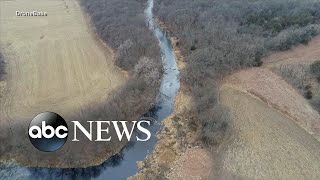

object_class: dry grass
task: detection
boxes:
[0,0,126,121]
[216,38,320,178]
[0,0,126,167]
[218,85,320,179]
[215,35,320,179]
[167,148,213,180]
[224,68,320,141]
[263,36,320,113]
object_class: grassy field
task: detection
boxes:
[0,0,126,167]
[219,85,320,179]
[264,36,320,113]
[224,68,320,141]
[216,39,320,178]
[0,0,125,121]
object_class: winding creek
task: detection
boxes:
[0,0,180,179]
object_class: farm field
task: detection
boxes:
[0,0,126,167]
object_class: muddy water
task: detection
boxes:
[0,0,180,179]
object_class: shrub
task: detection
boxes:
[310,96,320,113]
[311,61,320,82]
[276,64,310,91]
[0,52,5,80]
[304,90,313,99]
[200,104,231,146]
[134,57,162,87]
[244,1,320,34]
[267,25,319,51]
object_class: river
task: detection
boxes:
[0,0,180,179]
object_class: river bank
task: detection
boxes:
[130,9,215,179]
[0,0,179,178]
[0,0,164,170]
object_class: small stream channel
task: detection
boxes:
[0,0,180,179]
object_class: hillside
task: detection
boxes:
[219,85,320,179]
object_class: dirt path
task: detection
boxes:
[0,0,125,122]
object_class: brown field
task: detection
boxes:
[224,68,320,141]
[217,36,320,179]
[0,0,125,121]
[0,0,126,166]
[219,85,320,179]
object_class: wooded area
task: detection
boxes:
[154,0,320,145]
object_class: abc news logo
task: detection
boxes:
[28,112,152,152]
